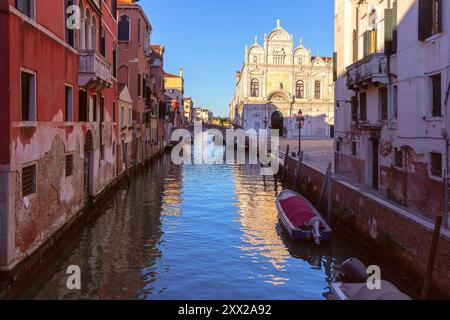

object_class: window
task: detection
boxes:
[138,74,141,96]
[111,0,117,19]
[128,108,132,126]
[394,148,403,168]
[121,106,125,127]
[431,73,442,117]
[253,56,258,63]
[113,45,117,78]
[100,27,106,57]
[16,0,34,19]
[314,81,321,99]
[352,142,357,156]
[118,15,130,41]
[65,154,73,177]
[93,95,97,121]
[100,145,105,160]
[250,79,259,97]
[138,19,141,44]
[296,81,304,99]
[65,0,75,47]
[393,86,398,119]
[359,92,367,121]
[22,164,36,197]
[78,90,88,122]
[100,96,105,122]
[21,70,36,121]
[336,140,341,152]
[351,96,358,122]
[419,0,442,40]
[65,85,73,122]
[363,29,377,57]
[352,29,358,62]
[430,152,442,178]
[112,101,116,123]
[379,87,388,121]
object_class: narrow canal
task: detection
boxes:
[16,147,365,300]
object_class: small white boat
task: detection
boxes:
[331,258,412,300]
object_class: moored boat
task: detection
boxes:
[276,190,332,245]
[330,258,412,300]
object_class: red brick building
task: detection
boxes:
[0,0,118,268]
[117,0,155,165]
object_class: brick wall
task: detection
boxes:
[283,155,450,296]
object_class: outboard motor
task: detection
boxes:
[308,217,322,245]
[339,258,369,283]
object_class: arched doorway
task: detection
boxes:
[84,131,94,200]
[271,111,284,137]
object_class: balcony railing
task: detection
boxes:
[78,50,112,91]
[346,53,389,90]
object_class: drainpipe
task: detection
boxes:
[444,81,450,228]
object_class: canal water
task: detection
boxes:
[16,147,364,300]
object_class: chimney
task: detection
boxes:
[179,68,183,78]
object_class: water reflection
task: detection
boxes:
[16,147,361,300]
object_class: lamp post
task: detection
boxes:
[296,110,305,157]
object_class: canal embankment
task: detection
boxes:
[280,152,450,299]
[0,149,168,299]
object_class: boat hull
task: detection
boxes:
[276,190,332,242]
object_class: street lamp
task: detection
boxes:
[296,110,305,156]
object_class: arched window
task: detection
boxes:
[296,80,304,99]
[250,79,259,97]
[315,81,321,99]
[91,15,97,51]
[118,15,130,41]
[253,56,258,63]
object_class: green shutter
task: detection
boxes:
[384,9,393,55]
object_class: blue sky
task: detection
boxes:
[142,0,334,117]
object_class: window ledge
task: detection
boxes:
[429,175,444,182]
[425,33,446,43]
[16,121,37,128]
[425,116,444,122]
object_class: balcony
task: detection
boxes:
[346,53,389,91]
[78,50,112,91]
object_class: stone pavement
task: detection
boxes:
[278,138,334,173]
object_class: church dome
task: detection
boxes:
[266,19,292,42]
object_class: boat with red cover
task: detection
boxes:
[276,190,332,245]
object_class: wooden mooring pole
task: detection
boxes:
[317,163,332,208]
[282,145,290,181]
[292,152,304,191]
[420,215,443,300]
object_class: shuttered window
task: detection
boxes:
[363,30,377,57]
[432,74,442,117]
[351,96,358,122]
[379,87,388,121]
[359,92,367,121]
[78,90,88,122]
[419,0,442,41]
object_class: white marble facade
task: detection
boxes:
[230,20,334,138]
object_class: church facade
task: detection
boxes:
[230,20,334,138]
